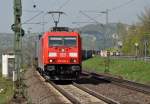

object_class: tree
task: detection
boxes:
[122,7,150,56]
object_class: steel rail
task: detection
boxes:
[49,81,81,104]
[83,71,150,95]
[73,82,120,104]
[36,71,74,104]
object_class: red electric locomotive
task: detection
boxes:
[37,27,82,80]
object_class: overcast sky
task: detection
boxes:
[0,0,150,33]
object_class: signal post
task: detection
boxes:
[11,0,25,99]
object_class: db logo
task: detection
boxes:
[60,53,66,57]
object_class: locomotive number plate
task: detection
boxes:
[58,60,68,63]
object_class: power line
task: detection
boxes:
[79,0,136,24]
[23,11,44,24]
[109,0,135,11]
[82,0,135,13]
[32,0,36,5]
[72,21,97,24]
[57,0,71,10]
[79,11,101,24]
[23,10,43,13]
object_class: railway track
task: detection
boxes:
[24,69,150,104]
[24,69,72,104]
[35,70,119,104]
[79,71,150,104]
[49,81,119,104]
[83,71,150,95]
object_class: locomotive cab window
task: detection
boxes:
[49,36,77,47]
[49,37,63,46]
[64,37,76,46]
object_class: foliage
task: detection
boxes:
[122,8,150,56]
[82,56,150,85]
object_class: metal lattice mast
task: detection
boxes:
[11,0,24,96]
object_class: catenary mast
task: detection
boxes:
[11,0,24,97]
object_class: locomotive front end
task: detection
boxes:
[44,31,82,80]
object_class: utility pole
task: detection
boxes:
[144,39,148,61]
[11,0,24,98]
[79,10,110,72]
[100,9,110,73]
[143,34,150,62]
[100,9,109,47]
[100,9,109,25]
[105,9,110,73]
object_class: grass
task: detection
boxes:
[0,73,13,104]
[82,56,150,85]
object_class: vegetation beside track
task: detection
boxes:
[82,56,150,85]
[0,72,13,104]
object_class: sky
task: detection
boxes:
[0,0,150,33]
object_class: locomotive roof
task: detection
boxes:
[50,27,70,32]
[43,31,80,37]
[40,27,80,39]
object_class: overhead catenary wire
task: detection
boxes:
[57,0,71,10]
[109,0,135,11]
[23,11,44,24]
[72,21,97,24]
[23,10,43,13]
[79,11,101,24]
[82,0,136,13]
[79,0,136,25]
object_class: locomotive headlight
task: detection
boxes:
[70,58,77,63]
[49,59,55,63]
[69,52,78,57]
[49,52,57,57]
[49,59,53,62]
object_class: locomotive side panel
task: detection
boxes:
[38,35,46,71]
